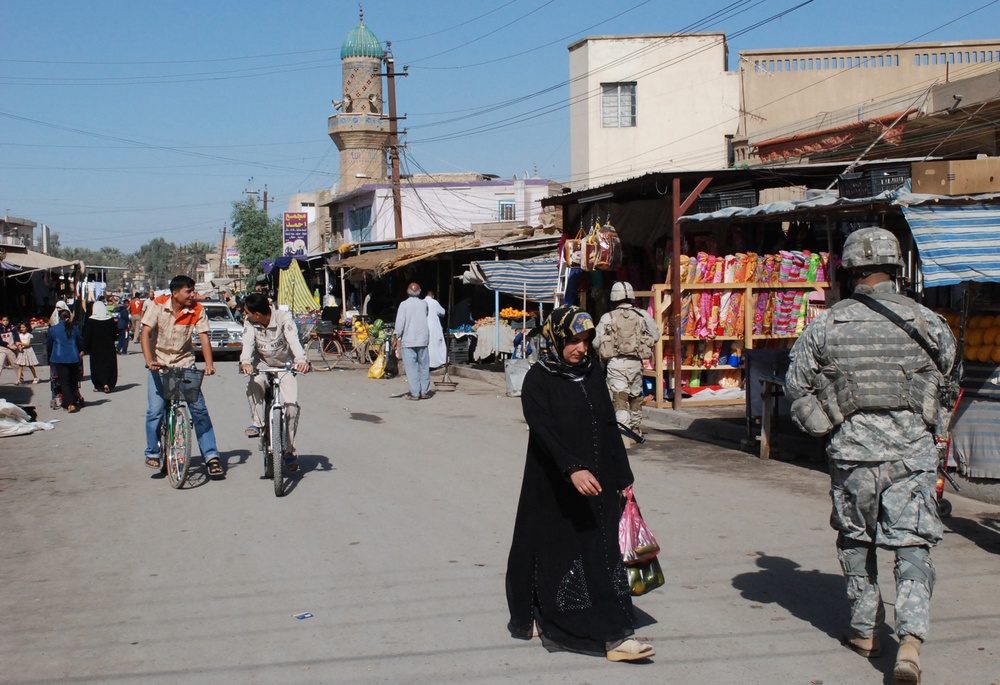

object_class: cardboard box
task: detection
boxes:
[911,158,1000,196]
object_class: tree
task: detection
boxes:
[231,196,282,284]
[136,238,177,290]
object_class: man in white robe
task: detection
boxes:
[425,291,447,368]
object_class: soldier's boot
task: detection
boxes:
[893,635,922,685]
[840,632,880,658]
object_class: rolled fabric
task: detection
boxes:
[708,290,721,336]
[682,342,696,366]
[793,291,808,334]
[681,293,695,336]
[718,290,733,335]
[696,290,712,338]
[710,256,724,283]
[763,292,777,334]
[679,255,690,284]
[779,251,794,282]
[816,252,829,282]
[806,251,820,282]
[724,254,737,284]
[753,291,768,335]
[733,292,745,337]
[789,251,806,281]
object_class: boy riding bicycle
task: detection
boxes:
[140,275,224,477]
[240,294,309,473]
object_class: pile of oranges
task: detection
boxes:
[948,312,1000,363]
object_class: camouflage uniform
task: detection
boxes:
[594,303,659,432]
[785,280,956,642]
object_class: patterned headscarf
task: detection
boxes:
[535,305,595,378]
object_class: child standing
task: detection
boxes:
[16,322,40,384]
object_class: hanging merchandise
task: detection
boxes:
[581,219,623,271]
[561,226,586,268]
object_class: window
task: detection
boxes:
[349,205,372,243]
[601,83,636,128]
[498,200,516,221]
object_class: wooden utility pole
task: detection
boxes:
[263,186,269,214]
[384,42,407,241]
[218,223,227,277]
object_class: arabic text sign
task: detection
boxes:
[283,212,309,256]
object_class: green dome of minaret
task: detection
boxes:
[341,10,383,60]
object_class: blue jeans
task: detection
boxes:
[401,346,430,397]
[145,369,220,461]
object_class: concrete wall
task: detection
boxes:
[335,178,552,244]
[741,40,1000,142]
[569,34,740,190]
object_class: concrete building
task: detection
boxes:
[568,35,1000,186]
[0,216,37,250]
[568,34,740,190]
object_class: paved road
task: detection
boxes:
[2,353,999,684]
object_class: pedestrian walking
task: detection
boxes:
[47,309,85,413]
[505,305,654,662]
[15,322,40,384]
[128,293,145,342]
[115,298,132,354]
[83,301,119,393]
[785,227,957,685]
[425,290,447,369]
[394,282,431,400]
[593,281,660,446]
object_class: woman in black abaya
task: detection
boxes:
[82,301,118,393]
[505,306,654,662]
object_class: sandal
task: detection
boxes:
[245,425,261,438]
[206,458,224,477]
[607,638,654,662]
[145,456,161,469]
[283,455,299,473]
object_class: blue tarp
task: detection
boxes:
[470,259,559,303]
[902,204,1000,287]
[261,255,310,275]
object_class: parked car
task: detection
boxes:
[191,300,243,360]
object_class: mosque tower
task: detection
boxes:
[329,10,389,194]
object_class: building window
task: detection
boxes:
[498,200,516,221]
[601,83,636,128]
[349,205,372,243]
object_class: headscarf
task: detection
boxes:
[534,305,595,379]
[89,302,112,321]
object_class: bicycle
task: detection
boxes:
[253,364,300,497]
[157,366,204,489]
[304,320,381,371]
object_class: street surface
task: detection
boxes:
[2,353,999,685]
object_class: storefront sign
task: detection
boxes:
[283,212,309,256]
[225,248,241,266]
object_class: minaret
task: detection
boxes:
[329,10,389,194]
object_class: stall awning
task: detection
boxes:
[2,250,77,272]
[469,259,559,303]
[902,203,1000,287]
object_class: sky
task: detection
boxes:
[3,0,999,252]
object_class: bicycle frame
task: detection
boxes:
[254,365,299,497]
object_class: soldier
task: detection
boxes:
[593,281,660,447]
[785,227,956,685]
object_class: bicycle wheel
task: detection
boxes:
[270,404,285,497]
[166,404,192,489]
[323,336,346,369]
[305,337,332,372]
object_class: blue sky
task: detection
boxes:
[2,0,999,251]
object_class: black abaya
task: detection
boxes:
[83,318,118,391]
[506,361,636,655]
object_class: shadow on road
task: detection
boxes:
[298,454,333,472]
[221,449,253,470]
[732,552,846,640]
[944,514,1000,555]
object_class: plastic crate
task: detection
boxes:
[838,165,910,198]
[448,337,471,364]
[695,189,758,213]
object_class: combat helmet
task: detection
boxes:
[610,281,635,302]
[841,227,903,271]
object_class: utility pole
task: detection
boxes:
[384,42,407,241]
[218,223,227,277]
[263,185,269,214]
[245,178,260,207]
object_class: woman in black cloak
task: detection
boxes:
[505,306,654,661]
[82,301,118,393]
